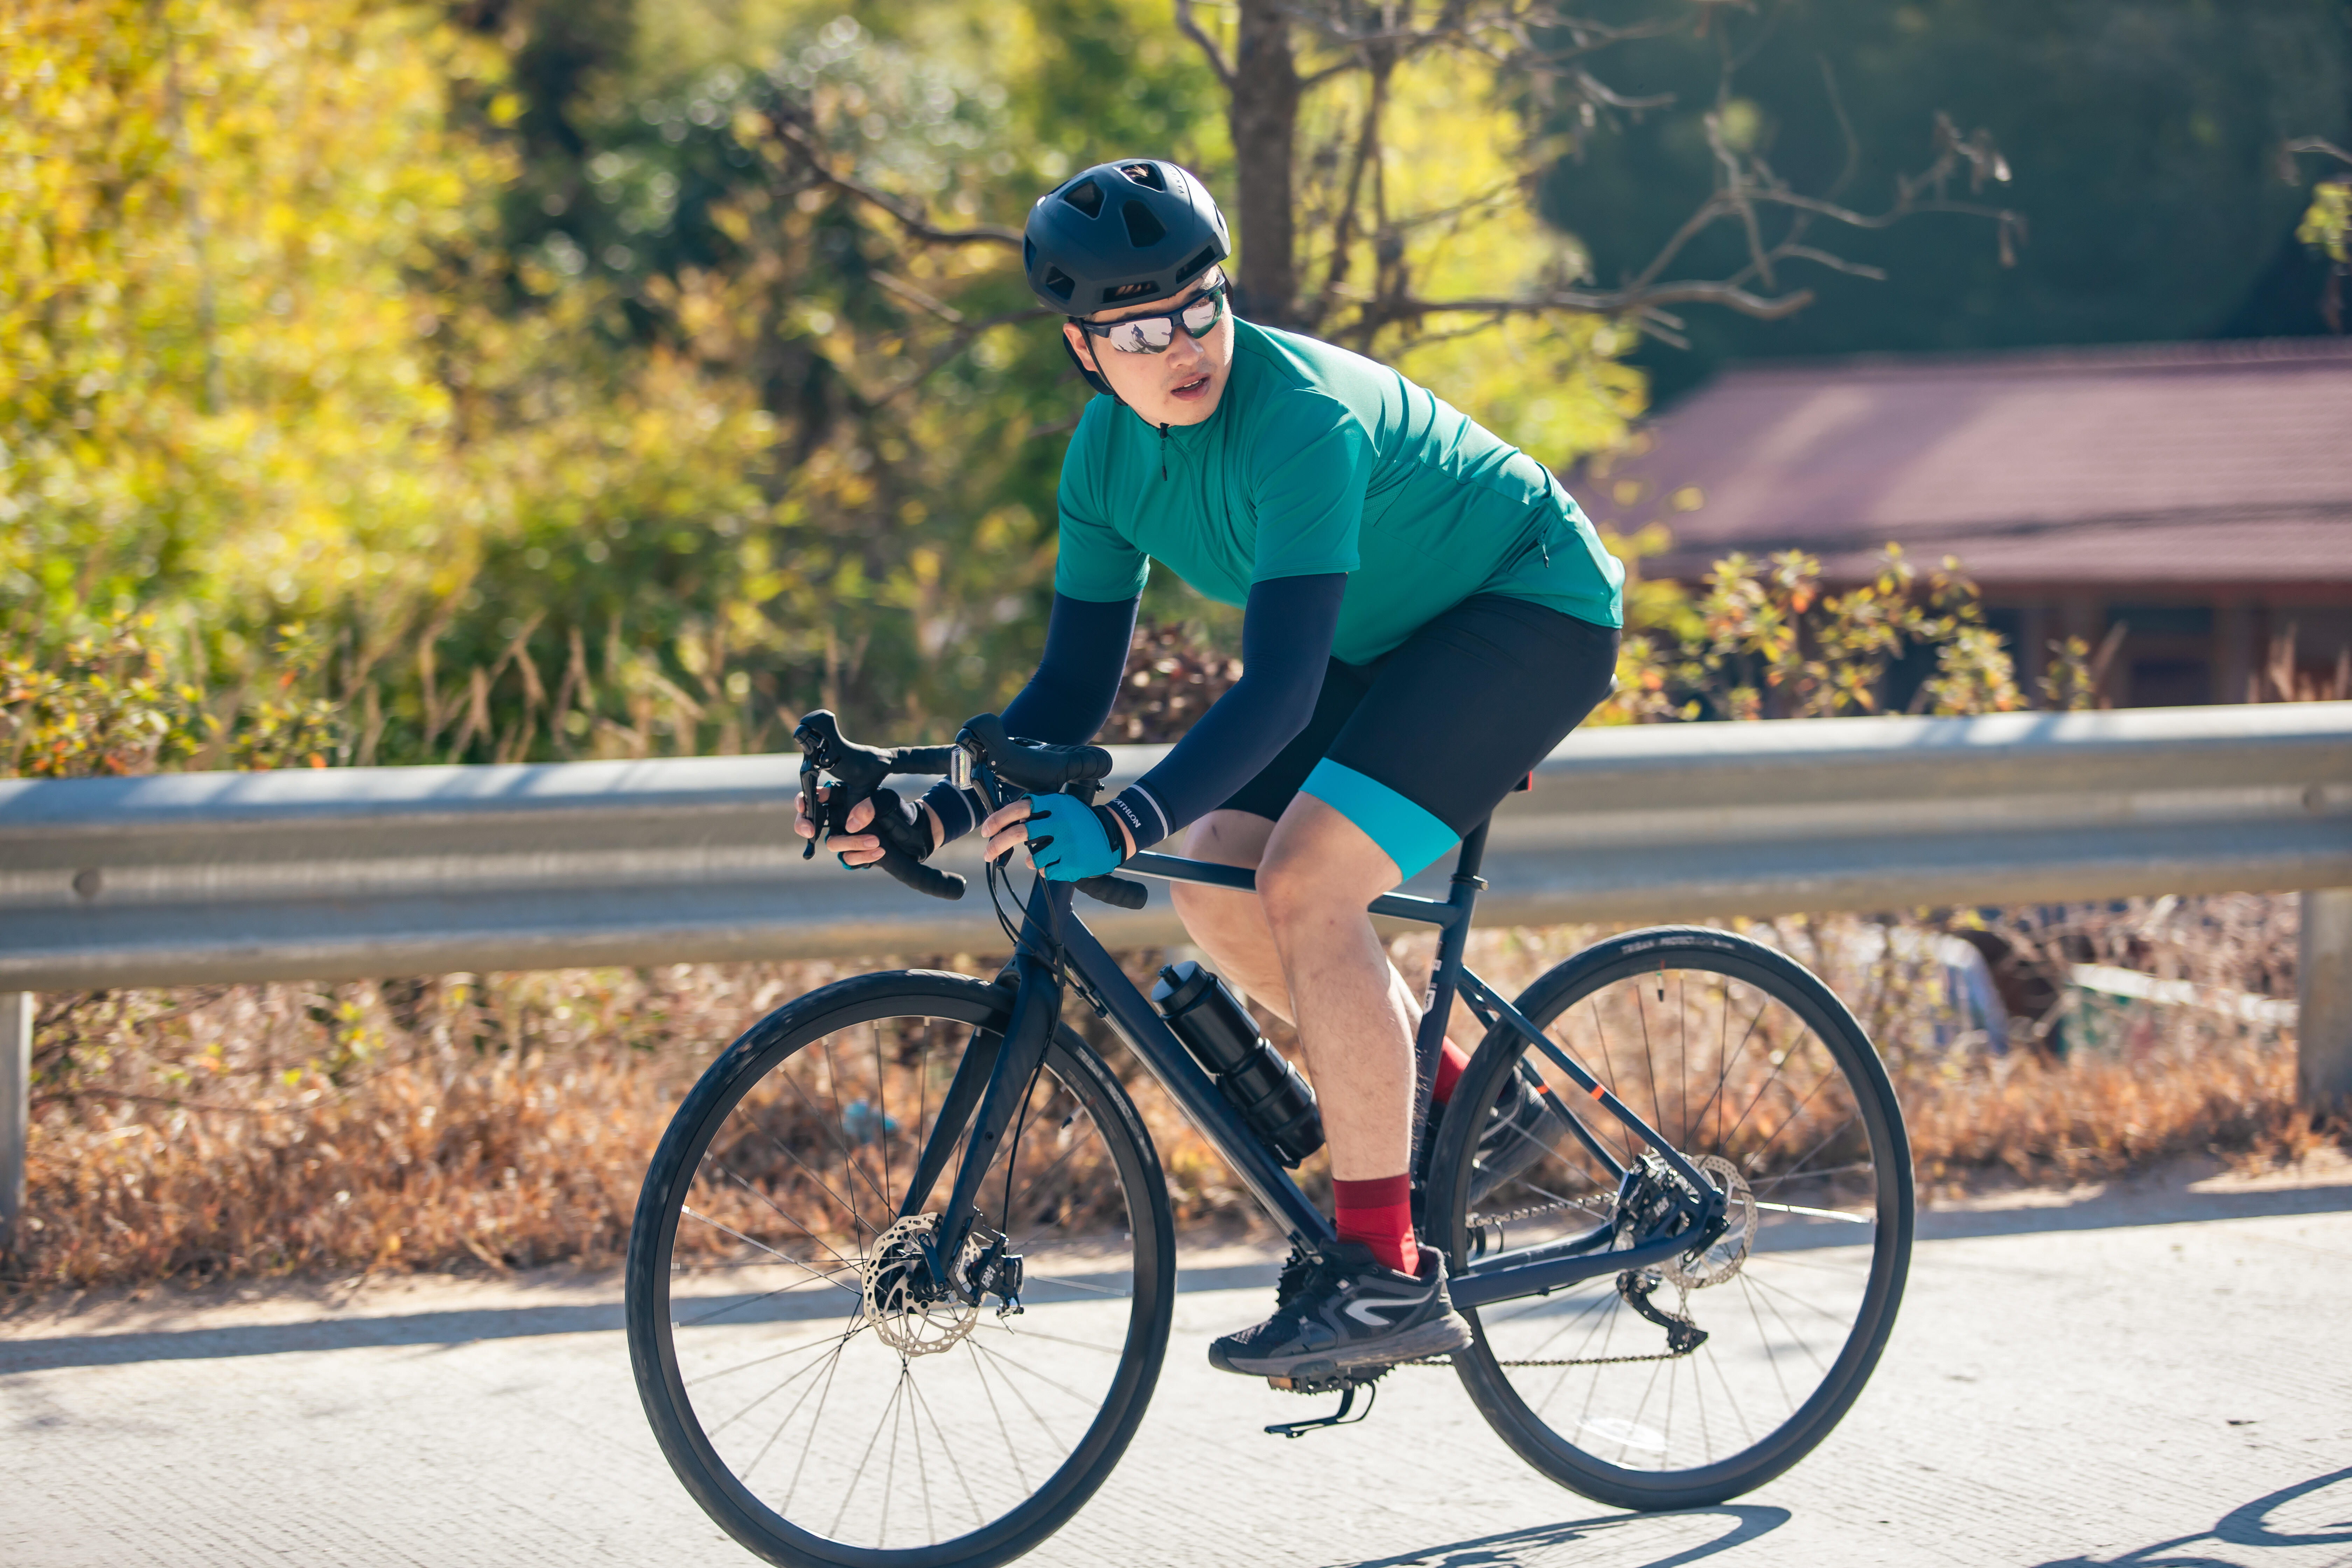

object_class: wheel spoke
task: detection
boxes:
[635,997,1163,1562]
[1442,937,1907,1497]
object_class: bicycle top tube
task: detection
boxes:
[1119,849,1469,929]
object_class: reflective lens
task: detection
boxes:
[1105,316,1178,354]
[1093,281,1225,354]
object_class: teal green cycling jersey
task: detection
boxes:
[1052,318,1624,664]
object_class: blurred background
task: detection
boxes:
[7,0,2348,776]
[5,1,2348,1289]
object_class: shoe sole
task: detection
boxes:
[1210,1312,1473,1379]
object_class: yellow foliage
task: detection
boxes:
[1292,46,1646,468]
[1,0,509,635]
[2298,178,2350,266]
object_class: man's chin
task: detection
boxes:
[1158,380,1225,424]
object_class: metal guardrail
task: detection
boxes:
[3,702,2350,1250]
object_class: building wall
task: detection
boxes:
[1977,585,2352,706]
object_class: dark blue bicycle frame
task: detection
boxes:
[932,816,1727,1314]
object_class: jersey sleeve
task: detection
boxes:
[1051,407,1153,602]
[1248,391,1369,583]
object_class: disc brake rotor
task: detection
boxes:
[862,1214,982,1357]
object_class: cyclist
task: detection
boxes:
[797,159,1622,1382]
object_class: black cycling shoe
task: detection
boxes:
[1208,1242,1471,1380]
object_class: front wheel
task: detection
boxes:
[626,969,1176,1568]
[1427,926,1913,1511]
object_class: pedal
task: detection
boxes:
[1262,1370,1383,1437]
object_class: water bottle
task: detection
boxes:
[1150,960,1324,1167]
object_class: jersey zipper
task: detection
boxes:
[1158,422,1170,480]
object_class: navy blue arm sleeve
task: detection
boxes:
[1099,573,1345,850]
[919,592,1138,841]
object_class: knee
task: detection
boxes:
[1254,850,1321,936]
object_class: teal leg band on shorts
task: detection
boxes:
[1298,758,1461,880]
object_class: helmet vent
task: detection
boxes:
[1118,161,1168,191]
[1122,200,1167,248]
[1105,279,1158,301]
[1179,244,1220,280]
[1058,179,1105,218]
[1041,265,1077,301]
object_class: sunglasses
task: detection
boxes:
[1072,278,1228,355]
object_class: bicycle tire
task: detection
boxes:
[626,969,1175,1568]
[1427,926,1913,1511]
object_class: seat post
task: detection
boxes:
[1452,817,1493,887]
[1409,816,1491,1183]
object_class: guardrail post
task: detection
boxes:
[2301,890,2352,1112]
[0,992,27,1257]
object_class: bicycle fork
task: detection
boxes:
[896,945,1063,1305]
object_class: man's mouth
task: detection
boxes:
[1170,372,1212,400]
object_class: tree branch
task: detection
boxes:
[863,306,1055,405]
[873,272,965,323]
[1175,0,1238,91]
[1379,279,1816,323]
[769,118,1022,249]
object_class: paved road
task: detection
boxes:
[5,1163,2350,1568]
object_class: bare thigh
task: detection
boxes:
[1166,809,1294,1020]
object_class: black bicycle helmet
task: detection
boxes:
[1024,159,1230,318]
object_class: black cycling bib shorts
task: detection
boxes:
[1218,593,1619,877]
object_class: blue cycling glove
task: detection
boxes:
[1022,792,1127,882]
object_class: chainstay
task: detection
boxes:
[1404,1345,1698,1370]
[1467,1192,1611,1227]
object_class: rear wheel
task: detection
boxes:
[1428,926,1912,1510]
[626,969,1175,1568]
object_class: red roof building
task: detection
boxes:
[1576,338,2352,705]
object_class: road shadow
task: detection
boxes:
[2027,1466,2352,1565]
[0,1261,1238,1374]
[1915,1179,2352,1244]
[1332,1505,1789,1568]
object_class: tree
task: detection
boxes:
[2282,136,2352,331]
[1170,1,2020,341]
[1529,1,2352,392]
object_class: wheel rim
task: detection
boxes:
[650,1004,1159,1561]
[1446,943,1908,1486]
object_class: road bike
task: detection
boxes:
[624,712,1914,1568]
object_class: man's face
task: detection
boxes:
[1062,270,1234,427]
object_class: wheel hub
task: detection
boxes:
[861,1214,981,1357]
[1662,1154,1756,1289]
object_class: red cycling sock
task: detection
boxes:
[1333,1174,1419,1278]
[1432,1037,1470,1106]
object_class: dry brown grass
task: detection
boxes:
[9,897,2338,1295]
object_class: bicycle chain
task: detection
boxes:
[1466,1192,1611,1227]
[1429,1191,1708,1370]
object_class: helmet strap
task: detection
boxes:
[1060,330,1119,402]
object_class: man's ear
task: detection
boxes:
[1061,322,1100,376]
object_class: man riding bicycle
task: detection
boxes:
[797,158,1622,1382]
